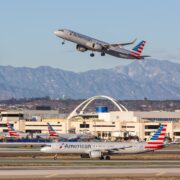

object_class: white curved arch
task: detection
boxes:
[80,95,126,114]
[67,95,128,120]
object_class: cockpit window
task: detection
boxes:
[58,29,64,32]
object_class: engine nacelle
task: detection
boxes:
[86,42,103,50]
[89,151,102,158]
[76,44,87,52]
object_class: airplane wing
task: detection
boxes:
[110,146,132,151]
[86,145,132,154]
[106,146,132,153]
[102,39,136,49]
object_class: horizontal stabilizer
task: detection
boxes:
[141,55,151,59]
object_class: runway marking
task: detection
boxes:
[156,171,166,176]
[0,167,180,178]
[45,173,59,178]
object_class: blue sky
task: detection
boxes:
[0,0,180,71]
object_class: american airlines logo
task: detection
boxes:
[63,144,91,149]
[59,143,64,149]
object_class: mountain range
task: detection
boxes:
[0,59,179,100]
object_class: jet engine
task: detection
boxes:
[76,44,87,52]
[86,42,103,50]
[89,151,102,158]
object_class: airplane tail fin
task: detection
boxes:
[7,121,15,132]
[7,121,19,136]
[132,41,146,56]
[47,123,59,137]
[145,124,167,149]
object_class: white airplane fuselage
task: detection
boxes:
[41,124,167,159]
[47,123,93,140]
[41,141,155,154]
[49,131,93,140]
[54,29,145,59]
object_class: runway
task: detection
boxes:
[1,158,180,163]
[0,147,180,178]
[0,148,180,155]
[0,166,180,179]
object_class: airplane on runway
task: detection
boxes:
[41,124,167,160]
[6,121,48,139]
[47,123,59,137]
[7,121,28,138]
[54,28,150,60]
[47,123,93,140]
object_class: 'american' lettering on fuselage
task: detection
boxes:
[63,144,92,149]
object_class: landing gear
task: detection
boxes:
[101,52,105,56]
[99,156,104,160]
[99,155,111,160]
[90,53,95,57]
[62,40,65,45]
[53,154,58,160]
[105,155,111,160]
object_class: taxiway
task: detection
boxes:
[0,166,180,179]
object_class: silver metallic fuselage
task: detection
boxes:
[54,29,136,59]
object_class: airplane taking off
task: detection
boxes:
[54,28,150,59]
[41,124,167,160]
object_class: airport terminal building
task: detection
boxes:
[0,96,180,141]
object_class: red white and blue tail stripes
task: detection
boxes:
[7,121,19,136]
[145,124,167,149]
[130,41,146,59]
[47,123,59,137]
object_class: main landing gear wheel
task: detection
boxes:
[99,155,110,160]
[101,52,105,56]
[53,154,58,160]
[90,53,95,57]
[99,156,104,160]
[62,40,65,45]
[105,155,111,160]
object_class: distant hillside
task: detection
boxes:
[0,59,180,100]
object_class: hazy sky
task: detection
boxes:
[1,0,180,71]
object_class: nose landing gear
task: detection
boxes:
[90,53,95,57]
[53,154,58,160]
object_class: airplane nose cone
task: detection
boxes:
[54,31,59,36]
[40,147,46,153]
